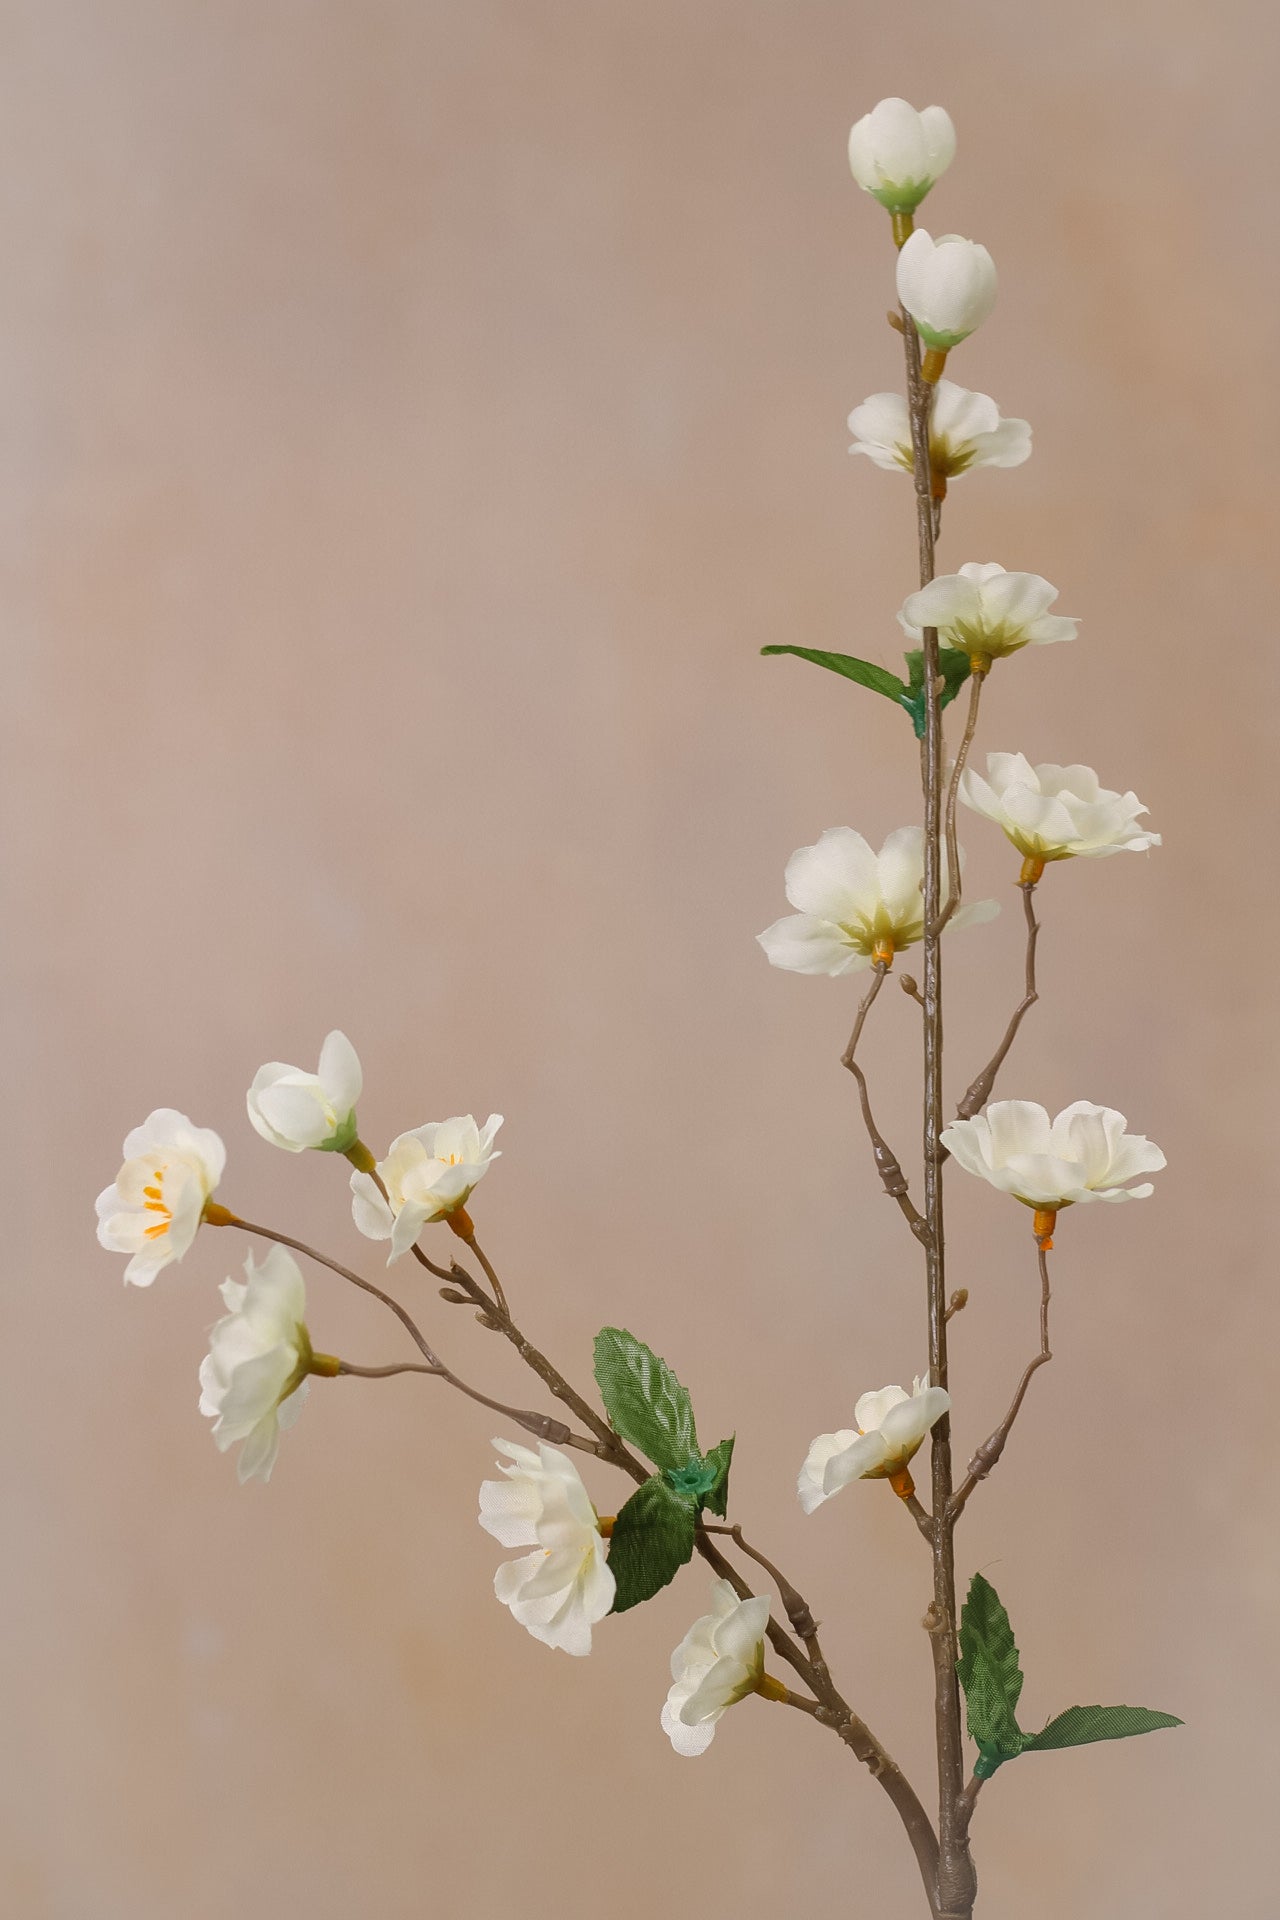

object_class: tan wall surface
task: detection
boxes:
[4,4,1277,1916]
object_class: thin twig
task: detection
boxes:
[949,1240,1053,1520]
[955,881,1041,1119]
[901,1490,936,1542]
[700,1521,830,1671]
[767,1686,824,1719]
[222,1214,597,1453]
[931,670,986,936]
[841,962,931,1245]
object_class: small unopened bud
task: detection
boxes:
[439,1286,470,1304]
[900,974,918,997]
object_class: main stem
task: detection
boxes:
[901,311,976,1920]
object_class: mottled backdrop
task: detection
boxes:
[3,3,1276,1916]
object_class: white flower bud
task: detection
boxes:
[199,1247,313,1483]
[896,229,997,351]
[247,1029,363,1153]
[848,98,956,213]
[661,1581,771,1756]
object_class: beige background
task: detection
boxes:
[4,3,1277,1916]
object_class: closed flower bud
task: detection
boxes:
[896,229,997,351]
[758,825,996,978]
[940,1100,1166,1212]
[847,98,956,214]
[247,1029,363,1154]
[198,1247,313,1483]
[479,1439,614,1656]
[799,1378,949,1513]
[96,1109,226,1286]
[960,754,1160,863]
[661,1581,772,1756]
[899,562,1077,667]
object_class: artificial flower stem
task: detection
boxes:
[932,669,987,936]
[891,209,915,249]
[447,1207,475,1240]
[308,1351,343,1378]
[1032,1208,1057,1252]
[950,1243,1054,1520]
[1019,854,1046,886]
[755,1671,794,1704]
[921,346,948,384]
[202,1200,238,1228]
[954,882,1042,1120]
[889,1466,917,1500]
[841,963,929,1245]
[344,1139,378,1176]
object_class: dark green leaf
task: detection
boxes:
[593,1328,698,1471]
[761,645,907,705]
[607,1476,697,1612]
[1022,1705,1183,1753]
[900,647,973,739]
[698,1436,736,1519]
[957,1574,1026,1769]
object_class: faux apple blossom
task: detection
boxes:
[246,1029,363,1153]
[847,97,955,214]
[96,1109,226,1286]
[478,1439,615,1657]
[758,825,997,977]
[350,1113,503,1260]
[798,1378,950,1514]
[896,230,997,351]
[959,754,1160,865]
[940,1101,1166,1211]
[661,1580,772,1757]
[198,1246,314,1483]
[848,380,1031,487]
[900,562,1077,667]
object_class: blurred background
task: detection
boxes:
[4,3,1276,1915]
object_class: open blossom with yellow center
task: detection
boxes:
[350,1113,503,1261]
[959,753,1160,869]
[757,825,996,977]
[848,380,1031,493]
[95,1109,226,1286]
[798,1378,950,1513]
[478,1439,615,1656]
[900,562,1077,667]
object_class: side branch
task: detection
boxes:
[955,880,1040,1119]
[949,1240,1053,1519]
[931,668,986,936]
[841,962,930,1245]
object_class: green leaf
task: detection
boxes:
[698,1435,736,1519]
[957,1574,1026,1772]
[607,1475,697,1612]
[1021,1705,1183,1753]
[760,645,908,705]
[900,647,973,739]
[593,1328,698,1471]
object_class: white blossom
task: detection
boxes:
[799,1379,950,1514]
[896,230,997,350]
[479,1439,615,1656]
[848,381,1030,485]
[96,1109,226,1286]
[847,98,956,213]
[758,825,996,977]
[959,754,1160,864]
[661,1580,771,1757]
[900,562,1077,666]
[247,1029,363,1153]
[198,1246,313,1483]
[350,1113,503,1261]
[940,1100,1166,1211]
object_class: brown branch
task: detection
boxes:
[955,881,1041,1119]
[902,302,976,1920]
[901,1490,936,1542]
[700,1521,829,1667]
[931,669,986,936]
[841,962,931,1246]
[949,1240,1053,1520]
[220,1214,595,1454]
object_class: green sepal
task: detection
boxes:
[761,645,908,705]
[606,1475,697,1612]
[900,647,973,739]
[1021,1705,1183,1753]
[312,1110,361,1155]
[593,1328,698,1472]
[957,1574,1026,1765]
[698,1435,736,1518]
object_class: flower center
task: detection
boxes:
[142,1168,173,1240]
